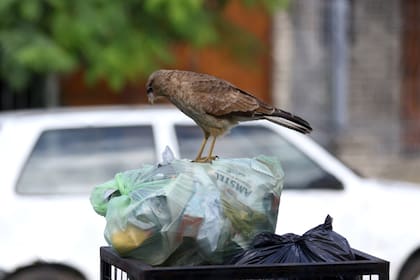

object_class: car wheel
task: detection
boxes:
[399,256,420,280]
[3,262,86,280]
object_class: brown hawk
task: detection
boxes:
[146,69,312,162]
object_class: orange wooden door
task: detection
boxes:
[401,0,420,152]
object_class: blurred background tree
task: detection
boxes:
[0,0,286,95]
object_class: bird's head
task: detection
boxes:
[146,69,171,104]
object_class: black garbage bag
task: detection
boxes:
[229,216,357,279]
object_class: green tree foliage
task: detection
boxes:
[0,0,286,90]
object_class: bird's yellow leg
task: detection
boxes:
[203,136,218,163]
[193,134,209,162]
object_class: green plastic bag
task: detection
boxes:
[90,155,284,266]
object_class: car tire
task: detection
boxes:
[399,255,420,280]
[3,262,86,280]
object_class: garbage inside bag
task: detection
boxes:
[90,155,283,266]
[229,215,355,265]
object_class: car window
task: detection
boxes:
[16,126,156,194]
[175,125,343,190]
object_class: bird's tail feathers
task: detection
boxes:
[264,109,312,134]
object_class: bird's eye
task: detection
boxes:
[147,86,153,94]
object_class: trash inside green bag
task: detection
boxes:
[90,155,284,266]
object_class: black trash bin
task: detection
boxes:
[100,246,389,280]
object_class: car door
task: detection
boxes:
[174,124,350,235]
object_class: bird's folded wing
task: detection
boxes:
[190,79,271,117]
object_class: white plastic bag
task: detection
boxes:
[90,155,284,265]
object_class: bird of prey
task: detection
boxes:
[146,69,312,163]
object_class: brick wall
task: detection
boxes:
[338,0,403,177]
[274,0,420,182]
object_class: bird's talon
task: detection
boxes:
[192,155,218,163]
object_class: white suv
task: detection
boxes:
[0,106,420,280]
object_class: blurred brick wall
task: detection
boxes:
[338,0,420,182]
[61,0,272,106]
[285,0,420,183]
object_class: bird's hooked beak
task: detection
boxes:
[147,86,155,104]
